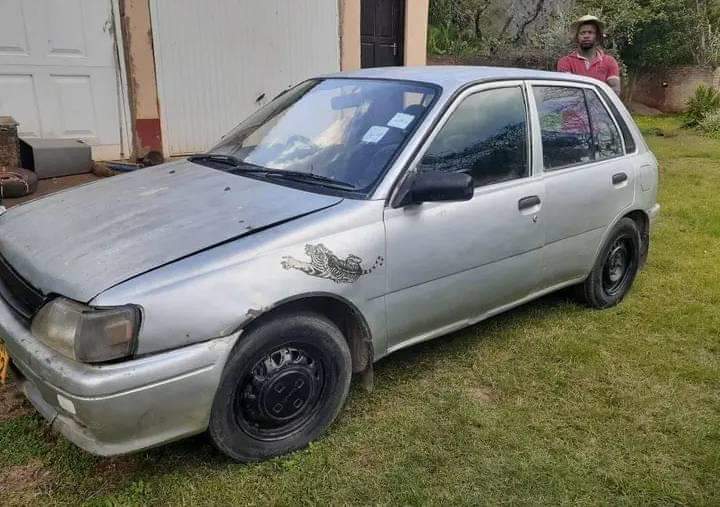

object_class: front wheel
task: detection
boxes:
[209,311,352,462]
[577,217,641,309]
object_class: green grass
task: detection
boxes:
[2,119,720,505]
[634,115,685,138]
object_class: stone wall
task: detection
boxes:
[628,66,720,113]
[0,117,19,171]
[429,51,551,71]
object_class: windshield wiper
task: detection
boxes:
[190,155,357,191]
[188,154,243,167]
[262,171,358,191]
[229,166,357,191]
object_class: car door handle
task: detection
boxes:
[612,172,628,185]
[518,195,541,211]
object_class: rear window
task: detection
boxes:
[533,86,594,170]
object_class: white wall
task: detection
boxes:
[151,0,340,155]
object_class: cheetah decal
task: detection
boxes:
[281,244,384,284]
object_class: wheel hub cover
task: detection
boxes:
[259,368,314,422]
[608,250,626,282]
[603,238,632,295]
[238,346,324,436]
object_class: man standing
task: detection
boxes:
[557,15,621,95]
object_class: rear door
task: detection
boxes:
[528,81,634,286]
[383,82,545,351]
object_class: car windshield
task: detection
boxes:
[207,78,438,193]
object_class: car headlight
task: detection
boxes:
[31,297,141,363]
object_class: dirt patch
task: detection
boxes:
[93,455,140,483]
[0,379,32,422]
[0,459,53,504]
[467,386,499,404]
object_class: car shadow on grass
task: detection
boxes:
[371,288,578,382]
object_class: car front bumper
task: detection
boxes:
[0,297,238,456]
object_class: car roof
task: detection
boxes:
[323,65,602,93]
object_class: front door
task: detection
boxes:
[384,84,545,351]
[0,0,123,160]
[361,0,404,68]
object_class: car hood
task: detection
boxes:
[0,161,342,302]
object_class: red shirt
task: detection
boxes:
[557,50,619,84]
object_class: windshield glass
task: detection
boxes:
[209,79,438,192]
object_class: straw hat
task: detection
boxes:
[572,15,605,38]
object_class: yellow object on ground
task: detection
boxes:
[0,340,10,384]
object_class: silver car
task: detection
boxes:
[0,67,659,462]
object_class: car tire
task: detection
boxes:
[208,311,352,462]
[577,217,641,309]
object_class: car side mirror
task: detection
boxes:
[403,171,474,205]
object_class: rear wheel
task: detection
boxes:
[209,311,351,462]
[577,217,641,309]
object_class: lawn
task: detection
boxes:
[2,117,719,505]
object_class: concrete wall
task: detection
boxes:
[340,0,362,70]
[119,0,162,158]
[629,66,720,113]
[405,0,429,66]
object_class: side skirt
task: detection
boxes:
[383,276,586,357]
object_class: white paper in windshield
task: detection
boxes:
[387,112,415,130]
[362,126,389,143]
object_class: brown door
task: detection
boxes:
[361,0,404,68]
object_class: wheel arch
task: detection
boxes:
[624,209,650,266]
[590,208,649,272]
[236,292,373,376]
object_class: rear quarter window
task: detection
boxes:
[584,89,623,160]
[597,88,637,153]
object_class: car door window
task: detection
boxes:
[584,89,623,160]
[533,86,594,170]
[418,87,529,187]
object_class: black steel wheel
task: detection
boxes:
[209,311,351,462]
[235,345,326,441]
[602,237,634,296]
[577,217,641,309]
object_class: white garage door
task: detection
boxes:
[0,0,124,160]
[151,0,341,156]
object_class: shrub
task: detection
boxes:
[698,110,720,139]
[427,23,473,56]
[685,84,720,127]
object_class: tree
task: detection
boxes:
[427,0,720,70]
[579,0,720,68]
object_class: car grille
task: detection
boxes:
[0,254,45,321]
